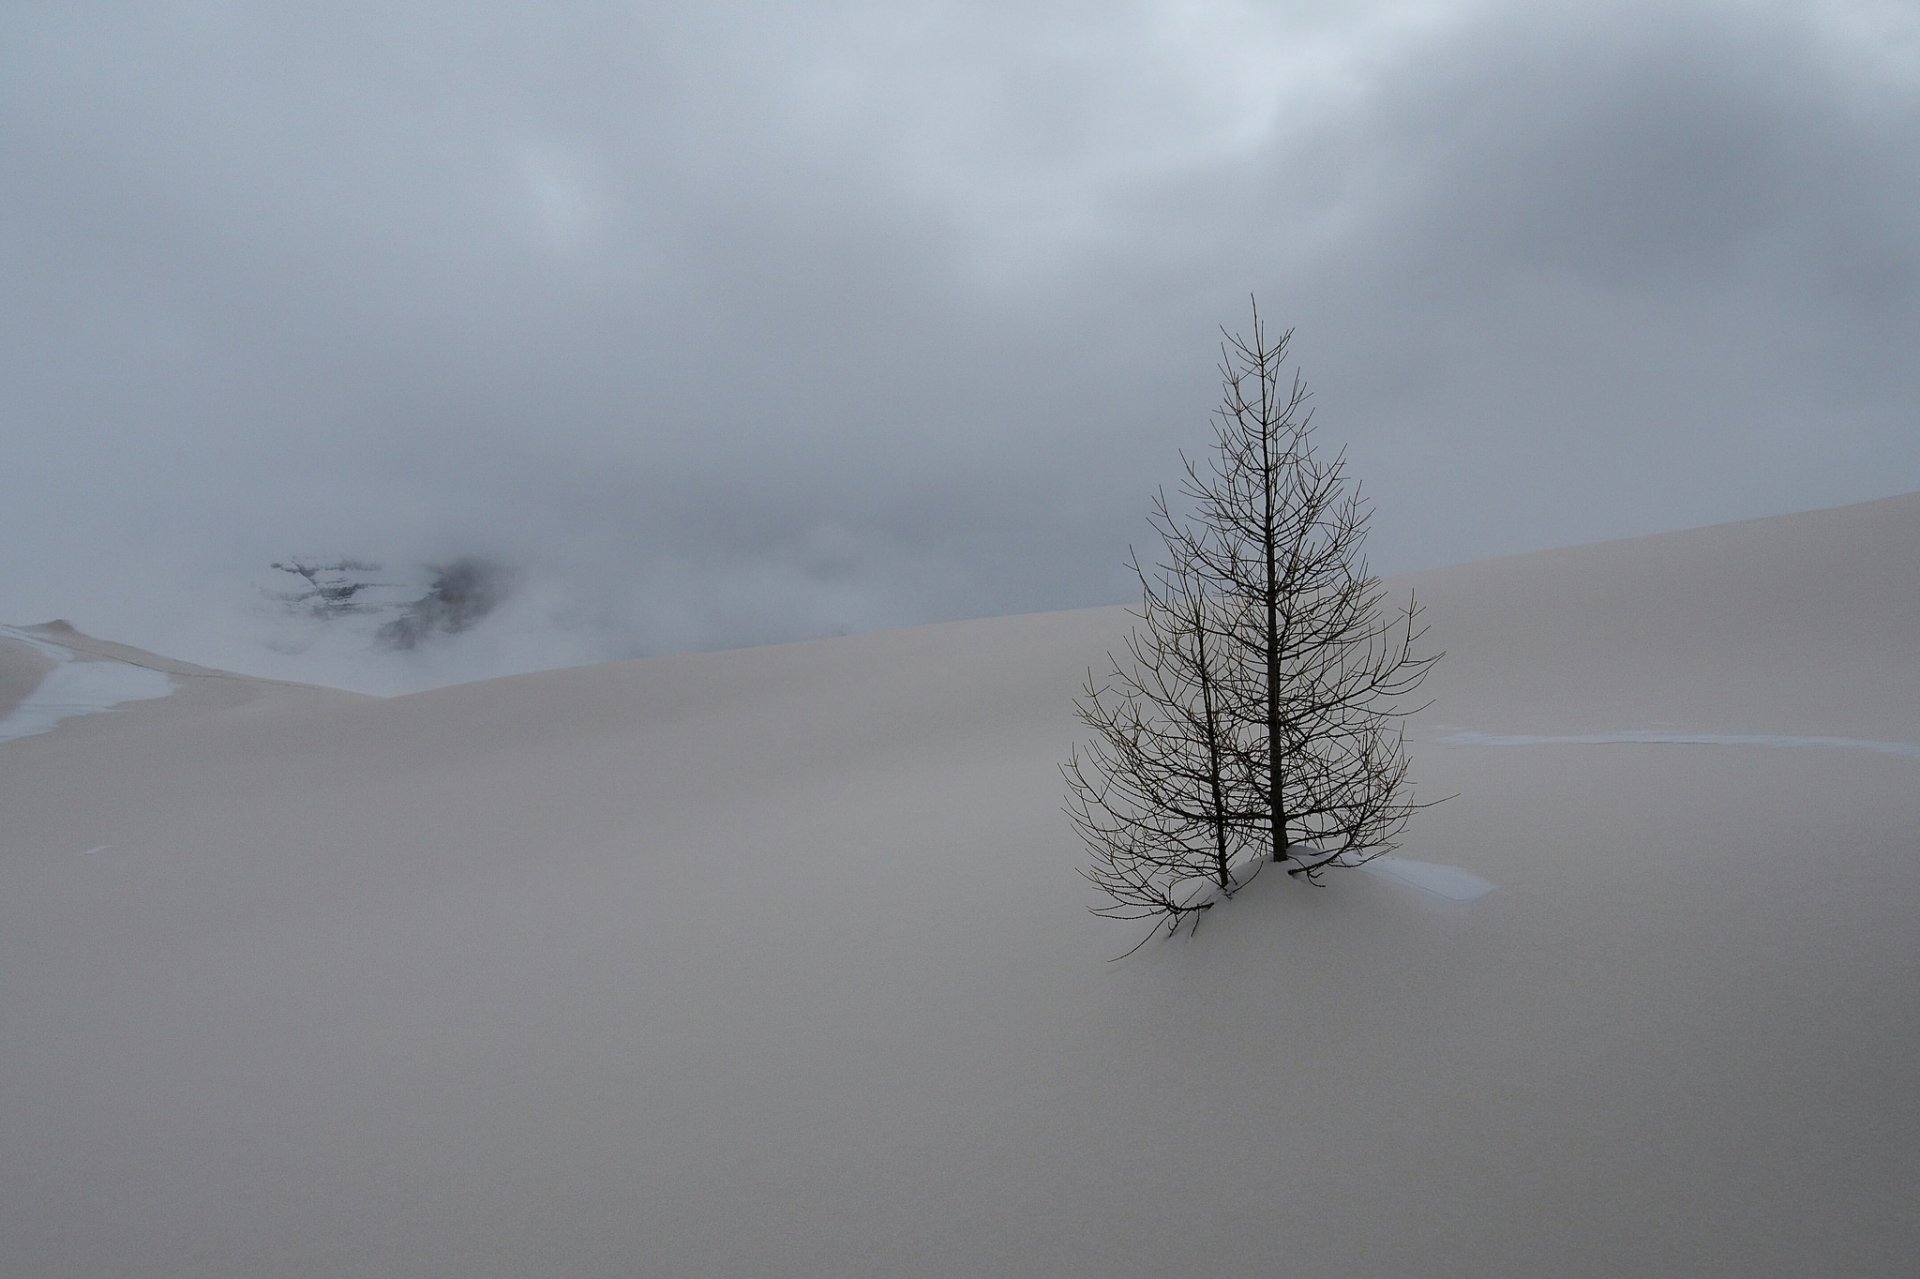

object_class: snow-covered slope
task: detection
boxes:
[1,619,362,744]
[3,495,1916,1277]
[1,624,178,742]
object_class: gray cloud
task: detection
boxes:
[3,0,1916,689]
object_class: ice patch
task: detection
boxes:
[1443,730,1920,760]
[0,626,175,743]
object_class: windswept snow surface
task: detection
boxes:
[1444,729,1920,759]
[0,625,174,743]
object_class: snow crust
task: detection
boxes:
[0,625,175,743]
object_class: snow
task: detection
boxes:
[1168,844,1273,909]
[1361,855,1498,901]
[1177,847,1497,907]
[2,493,1918,1277]
[0,625,174,743]
[1169,872,1220,908]
[1273,845,1497,903]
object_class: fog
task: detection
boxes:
[4,0,1915,691]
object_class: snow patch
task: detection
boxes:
[1443,729,1920,760]
[0,626,176,743]
[1361,856,1497,902]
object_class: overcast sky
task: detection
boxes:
[4,0,1916,689]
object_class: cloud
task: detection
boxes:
[2,0,1915,689]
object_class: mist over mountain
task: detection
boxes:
[228,540,895,694]
[260,556,517,653]
[188,520,981,695]
[249,555,556,692]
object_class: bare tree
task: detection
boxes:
[1067,302,1441,939]
[1063,541,1252,935]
